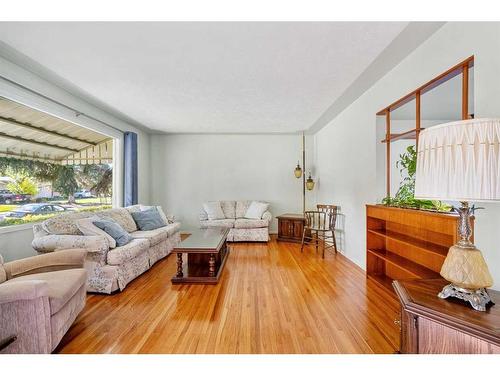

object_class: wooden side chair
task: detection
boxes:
[300,204,338,258]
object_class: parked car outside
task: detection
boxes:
[0,189,31,204]
[6,203,69,218]
[74,190,94,199]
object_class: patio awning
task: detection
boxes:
[0,97,113,165]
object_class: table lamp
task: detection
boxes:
[415,118,499,311]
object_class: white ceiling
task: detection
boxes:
[0,22,408,133]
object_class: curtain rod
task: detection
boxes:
[0,74,124,134]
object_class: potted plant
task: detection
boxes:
[381,145,451,212]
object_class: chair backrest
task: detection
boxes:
[304,211,330,230]
[316,204,338,230]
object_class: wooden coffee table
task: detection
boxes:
[171,228,230,284]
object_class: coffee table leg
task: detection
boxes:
[176,253,183,277]
[208,253,216,277]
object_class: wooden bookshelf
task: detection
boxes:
[366,204,472,292]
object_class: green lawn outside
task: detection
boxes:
[52,197,112,205]
[0,205,16,213]
[0,204,112,227]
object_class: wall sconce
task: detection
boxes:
[306,172,315,191]
[294,162,303,178]
[293,132,316,213]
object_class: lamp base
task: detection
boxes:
[438,284,493,312]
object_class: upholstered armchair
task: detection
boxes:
[0,249,87,354]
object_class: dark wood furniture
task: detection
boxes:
[300,205,338,258]
[171,228,229,284]
[366,204,469,291]
[277,213,310,243]
[393,279,500,354]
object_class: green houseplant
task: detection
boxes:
[382,145,451,212]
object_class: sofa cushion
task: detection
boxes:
[165,222,181,236]
[130,227,170,246]
[42,211,94,235]
[127,205,170,224]
[234,218,270,229]
[96,208,138,233]
[235,201,252,218]
[200,219,235,229]
[131,208,166,231]
[244,201,270,219]
[76,216,117,249]
[93,219,133,247]
[7,268,87,314]
[203,202,225,220]
[220,201,236,219]
[106,238,150,265]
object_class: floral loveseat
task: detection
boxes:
[31,205,181,294]
[199,200,271,242]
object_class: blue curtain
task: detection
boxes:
[123,132,138,207]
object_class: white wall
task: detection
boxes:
[150,134,316,232]
[315,22,500,288]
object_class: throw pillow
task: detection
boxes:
[76,216,117,249]
[131,207,166,231]
[93,219,133,247]
[203,202,225,220]
[244,201,269,219]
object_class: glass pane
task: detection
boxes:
[389,96,416,198]
[421,70,463,127]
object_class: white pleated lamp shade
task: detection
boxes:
[415,118,500,202]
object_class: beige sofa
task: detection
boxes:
[31,206,181,294]
[199,200,271,242]
[0,250,87,353]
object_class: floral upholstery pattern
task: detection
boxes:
[96,208,137,233]
[234,218,269,229]
[220,201,236,219]
[42,211,94,235]
[106,239,150,265]
[235,200,252,218]
[148,232,180,266]
[200,219,235,229]
[227,227,269,242]
[32,206,182,294]
[200,200,271,242]
[32,234,109,254]
[130,227,170,246]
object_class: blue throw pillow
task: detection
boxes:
[131,207,166,231]
[93,219,133,247]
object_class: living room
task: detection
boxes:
[2,1,500,373]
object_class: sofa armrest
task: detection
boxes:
[0,280,48,304]
[3,249,87,280]
[0,280,52,354]
[262,211,272,223]
[32,235,108,254]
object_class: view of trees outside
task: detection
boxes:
[0,157,112,227]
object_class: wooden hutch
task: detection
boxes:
[366,204,472,291]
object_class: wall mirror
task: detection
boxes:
[377,56,474,200]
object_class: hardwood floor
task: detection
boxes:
[56,236,400,354]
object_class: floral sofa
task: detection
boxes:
[199,200,271,242]
[31,206,181,294]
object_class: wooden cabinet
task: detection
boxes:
[276,213,310,243]
[394,279,500,354]
[366,205,470,291]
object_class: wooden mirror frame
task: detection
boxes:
[377,56,474,198]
